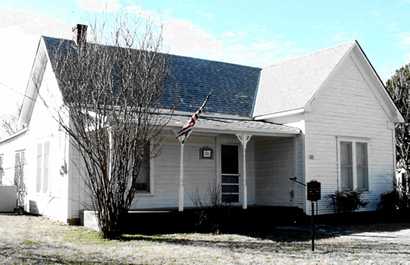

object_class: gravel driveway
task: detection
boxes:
[0,214,410,264]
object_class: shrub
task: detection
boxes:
[328,190,368,213]
[379,189,410,218]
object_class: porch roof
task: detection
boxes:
[166,114,300,136]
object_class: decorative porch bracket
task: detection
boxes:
[236,133,252,209]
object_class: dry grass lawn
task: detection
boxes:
[0,214,410,264]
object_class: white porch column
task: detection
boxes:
[178,143,184,211]
[236,134,252,209]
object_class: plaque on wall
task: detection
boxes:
[200,147,213,159]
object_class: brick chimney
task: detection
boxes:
[72,24,87,49]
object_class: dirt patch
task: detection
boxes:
[0,214,410,264]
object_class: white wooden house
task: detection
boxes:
[0,26,403,223]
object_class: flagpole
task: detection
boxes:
[178,142,184,212]
[176,92,212,212]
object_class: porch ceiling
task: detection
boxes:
[165,114,300,136]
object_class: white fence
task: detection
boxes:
[0,186,16,212]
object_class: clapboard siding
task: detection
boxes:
[305,53,394,214]
[254,137,295,206]
[293,134,306,209]
[131,134,257,209]
[24,61,69,222]
[0,58,71,222]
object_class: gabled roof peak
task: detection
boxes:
[264,41,356,69]
[253,41,355,117]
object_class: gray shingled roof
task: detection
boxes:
[42,36,261,117]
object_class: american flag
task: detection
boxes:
[176,94,211,144]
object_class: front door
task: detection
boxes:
[221,145,239,203]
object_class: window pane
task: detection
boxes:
[221,145,239,174]
[222,194,239,203]
[341,166,353,190]
[36,144,42,193]
[356,142,368,191]
[356,143,368,166]
[222,175,239,184]
[221,185,239,193]
[340,142,353,190]
[340,142,352,166]
[136,143,150,192]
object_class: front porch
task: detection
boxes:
[132,115,305,213]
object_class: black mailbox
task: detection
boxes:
[307,180,321,201]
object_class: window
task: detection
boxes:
[36,141,50,193]
[221,145,239,203]
[356,142,369,191]
[135,142,150,192]
[0,155,3,185]
[340,142,353,191]
[338,139,369,191]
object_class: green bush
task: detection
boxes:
[328,190,368,213]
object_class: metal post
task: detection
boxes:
[178,143,184,212]
[311,201,315,251]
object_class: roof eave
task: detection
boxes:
[253,108,305,121]
[353,40,405,123]
[0,128,28,144]
[166,124,300,137]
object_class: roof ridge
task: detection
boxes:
[263,41,356,69]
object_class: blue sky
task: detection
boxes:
[0,0,410,115]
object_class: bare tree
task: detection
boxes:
[0,105,21,137]
[14,151,26,214]
[51,20,170,238]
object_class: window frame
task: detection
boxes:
[134,142,154,196]
[337,137,370,192]
[35,141,51,194]
[355,142,369,191]
[339,141,353,191]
